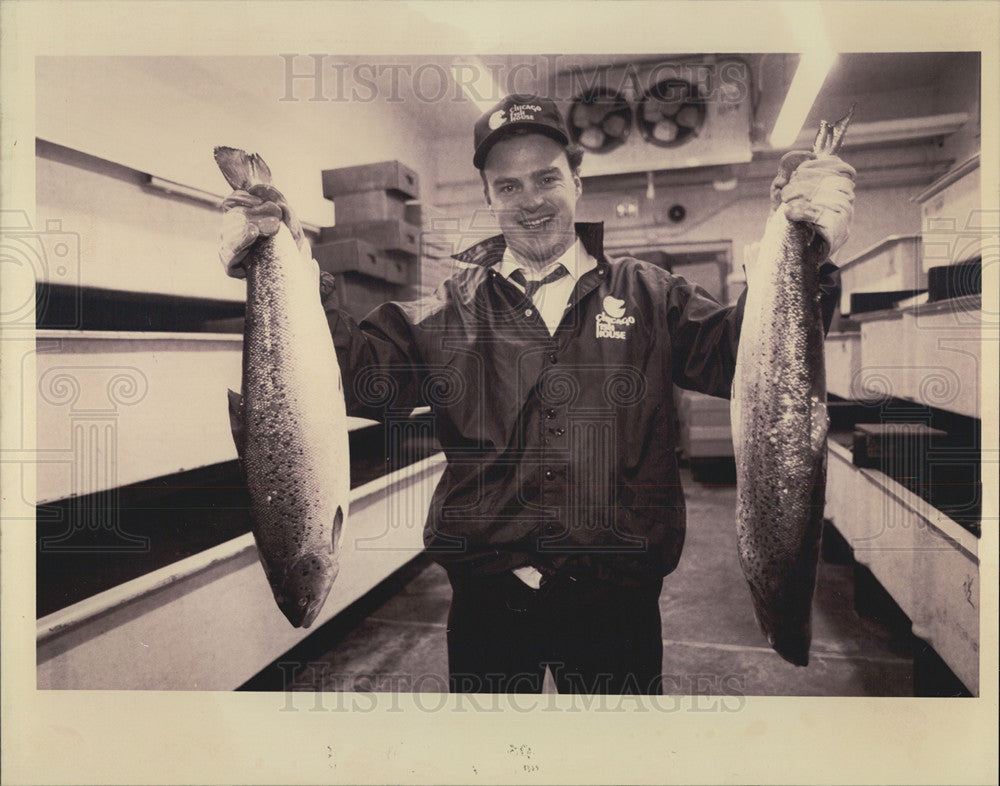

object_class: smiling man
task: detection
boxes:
[219,92,854,695]
[477,102,582,269]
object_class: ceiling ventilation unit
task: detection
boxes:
[556,59,753,177]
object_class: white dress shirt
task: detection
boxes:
[498,238,598,336]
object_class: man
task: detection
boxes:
[219,93,855,695]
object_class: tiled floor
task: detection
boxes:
[269,468,913,696]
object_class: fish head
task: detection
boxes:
[746,581,813,667]
[274,551,339,629]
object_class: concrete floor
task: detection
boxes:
[276,468,913,696]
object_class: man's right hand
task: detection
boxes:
[219,189,309,278]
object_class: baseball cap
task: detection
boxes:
[473,94,571,169]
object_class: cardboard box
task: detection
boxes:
[333,190,422,226]
[313,238,412,285]
[319,219,421,257]
[330,272,409,323]
[321,160,420,200]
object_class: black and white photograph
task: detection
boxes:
[2,2,997,784]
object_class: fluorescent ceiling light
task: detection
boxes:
[451,56,503,113]
[769,49,837,149]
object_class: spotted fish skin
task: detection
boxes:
[730,110,853,666]
[216,147,350,629]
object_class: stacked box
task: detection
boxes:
[333,190,422,226]
[677,389,733,459]
[317,160,424,310]
[313,238,410,286]
[321,160,420,200]
[329,274,407,323]
[319,219,421,257]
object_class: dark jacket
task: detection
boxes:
[323,222,840,586]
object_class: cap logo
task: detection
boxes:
[488,110,506,130]
[508,103,542,122]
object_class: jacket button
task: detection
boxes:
[553,427,565,436]
[548,352,558,364]
[545,408,556,419]
[544,469,555,481]
[525,308,533,317]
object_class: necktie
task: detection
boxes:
[510,265,569,300]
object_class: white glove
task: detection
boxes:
[771,153,856,256]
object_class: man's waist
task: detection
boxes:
[442,552,665,590]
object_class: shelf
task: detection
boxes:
[825,332,862,400]
[826,439,979,695]
[36,453,447,690]
[836,235,924,317]
[34,329,378,504]
[914,153,983,271]
[843,295,982,418]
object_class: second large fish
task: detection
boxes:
[731,109,853,666]
[216,146,350,629]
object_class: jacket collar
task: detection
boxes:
[452,222,608,268]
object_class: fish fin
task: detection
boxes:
[332,505,345,552]
[826,104,856,155]
[214,146,273,191]
[227,388,247,477]
[812,104,856,156]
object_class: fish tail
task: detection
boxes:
[214,146,273,191]
[214,147,304,247]
[813,104,856,156]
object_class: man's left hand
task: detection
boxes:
[771,154,856,256]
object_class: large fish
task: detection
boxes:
[731,109,854,665]
[215,147,349,628]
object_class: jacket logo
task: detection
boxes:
[596,296,634,339]
[603,296,626,318]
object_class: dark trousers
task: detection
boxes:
[446,571,664,694]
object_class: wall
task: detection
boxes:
[35,56,441,301]
[36,144,243,300]
[582,179,925,276]
[429,150,928,306]
[36,56,439,227]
